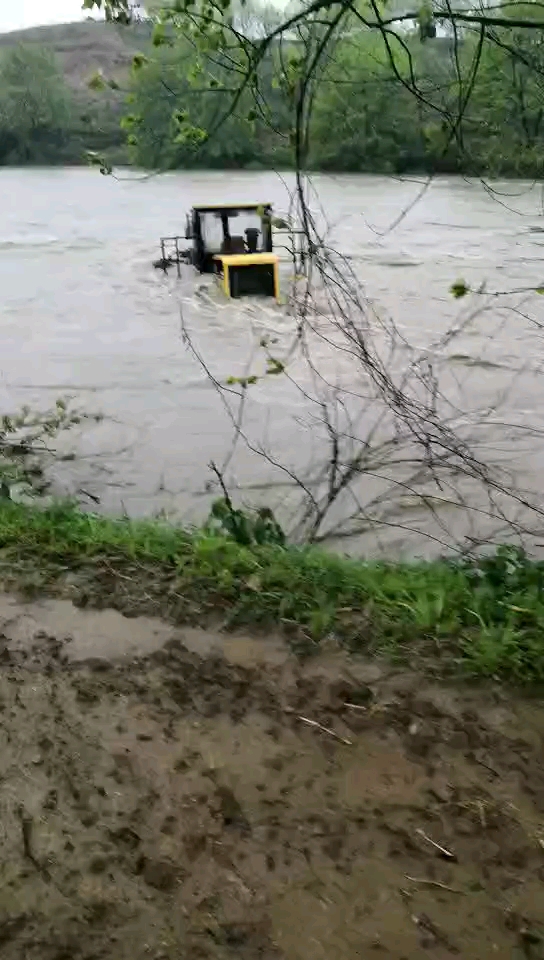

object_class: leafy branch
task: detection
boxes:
[0,400,100,500]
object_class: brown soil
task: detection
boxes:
[1,594,544,960]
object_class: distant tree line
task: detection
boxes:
[2,19,544,177]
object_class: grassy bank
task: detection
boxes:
[1,500,544,682]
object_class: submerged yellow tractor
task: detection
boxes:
[156,202,280,301]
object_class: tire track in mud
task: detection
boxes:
[0,598,544,959]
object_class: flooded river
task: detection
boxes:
[2,167,544,555]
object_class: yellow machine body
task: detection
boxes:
[214,253,280,301]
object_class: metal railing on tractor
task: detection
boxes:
[157,223,310,279]
[158,236,185,277]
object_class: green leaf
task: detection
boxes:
[88,70,106,91]
[206,31,222,52]
[152,23,167,47]
[187,61,203,85]
[132,53,149,71]
[450,280,470,299]
[266,358,285,376]
[226,375,258,387]
[417,2,436,40]
[120,114,141,130]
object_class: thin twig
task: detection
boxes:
[473,756,499,778]
[404,876,464,894]
[297,715,352,745]
[415,828,457,861]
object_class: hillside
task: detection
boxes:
[0,20,155,165]
[0,19,148,91]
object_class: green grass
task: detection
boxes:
[1,500,544,682]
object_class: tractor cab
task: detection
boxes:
[156,202,280,300]
[186,203,274,272]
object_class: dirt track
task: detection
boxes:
[1,594,544,959]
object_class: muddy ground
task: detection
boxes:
[1,595,544,959]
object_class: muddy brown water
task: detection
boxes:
[2,593,544,959]
[2,168,544,554]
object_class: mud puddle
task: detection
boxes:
[1,594,544,959]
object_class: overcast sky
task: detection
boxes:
[0,0,95,34]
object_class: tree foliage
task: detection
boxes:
[309,25,544,176]
[75,0,544,177]
[0,45,73,163]
[9,2,544,175]
[0,39,130,166]
[310,32,428,173]
[124,26,291,168]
